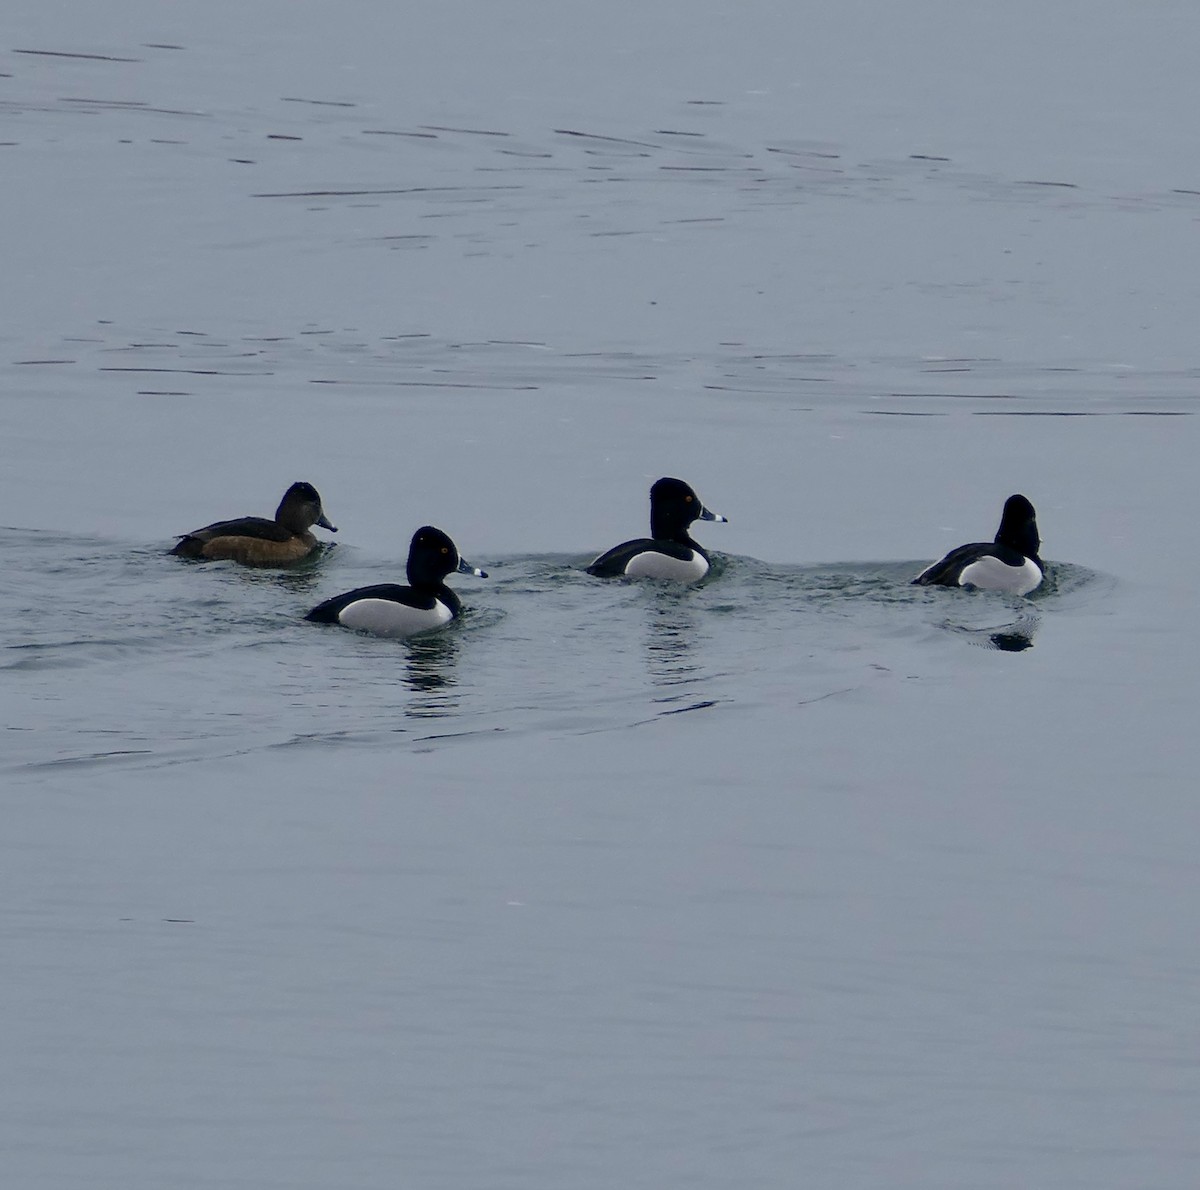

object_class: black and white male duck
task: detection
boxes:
[587,477,727,582]
[913,494,1043,595]
[305,526,487,638]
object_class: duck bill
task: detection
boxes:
[457,557,487,578]
[698,505,727,523]
[317,514,338,532]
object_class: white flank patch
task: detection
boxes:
[624,549,708,582]
[957,555,1042,596]
[337,598,452,638]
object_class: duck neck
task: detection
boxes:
[276,507,306,535]
[650,512,693,546]
[997,524,1040,562]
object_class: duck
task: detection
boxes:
[305,526,487,638]
[913,493,1043,595]
[171,481,336,566]
[587,476,727,582]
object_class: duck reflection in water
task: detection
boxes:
[643,596,714,717]
[944,611,1039,652]
[402,631,460,718]
[988,627,1036,652]
[261,564,329,597]
[644,597,699,683]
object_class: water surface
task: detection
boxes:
[3,5,1200,1188]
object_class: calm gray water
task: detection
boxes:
[4,4,1200,1188]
